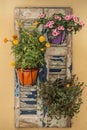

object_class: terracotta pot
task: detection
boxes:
[17,68,38,85]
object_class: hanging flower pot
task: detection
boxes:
[17,68,38,85]
[37,13,84,45]
[47,31,66,44]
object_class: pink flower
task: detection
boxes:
[72,27,74,30]
[79,21,85,26]
[45,22,50,27]
[64,15,72,20]
[67,26,74,31]
[50,21,55,24]
[58,26,65,30]
[49,24,53,28]
[39,13,45,18]
[73,16,78,23]
[55,15,61,21]
[52,29,60,36]
[45,21,54,28]
[67,27,72,31]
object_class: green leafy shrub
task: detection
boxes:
[39,75,84,119]
[4,22,50,70]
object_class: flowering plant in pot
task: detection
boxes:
[37,13,84,44]
[4,22,50,85]
[39,75,84,127]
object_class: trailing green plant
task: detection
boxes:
[39,75,84,119]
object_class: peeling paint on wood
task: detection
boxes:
[14,7,72,128]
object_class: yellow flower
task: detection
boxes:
[39,36,45,42]
[29,34,32,37]
[18,22,22,26]
[66,84,70,88]
[12,35,18,39]
[41,48,45,51]
[45,42,51,48]
[30,25,35,29]
[10,61,15,66]
[12,39,19,45]
[33,21,38,25]
[25,32,32,37]
[4,38,8,43]
[25,32,30,35]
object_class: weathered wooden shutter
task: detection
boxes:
[14,7,72,128]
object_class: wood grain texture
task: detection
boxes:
[14,7,72,128]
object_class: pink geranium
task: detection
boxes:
[50,21,55,24]
[72,27,74,30]
[49,24,53,28]
[54,15,61,21]
[79,21,85,26]
[67,27,72,31]
[52,29,60,36]
[64,15,72,20]
[73,16,78,23]
[39,13,45,18]
[45,21,54,28]
[38,13,84,37]
[45,22,50,27]
[58,26,65,30]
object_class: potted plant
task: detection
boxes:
[37,13,84,44]
[39,75,84,127]
[4,22,50,85]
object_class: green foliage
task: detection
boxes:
[37,13,84,35]
[39,75,84,119]
[11,24,48,70]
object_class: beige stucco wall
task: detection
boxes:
[0,0,87,130]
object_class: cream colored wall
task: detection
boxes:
[0,0,87,130]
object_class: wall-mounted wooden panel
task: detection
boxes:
[14,7,72,128]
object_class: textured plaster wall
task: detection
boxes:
[0,0,87,130]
